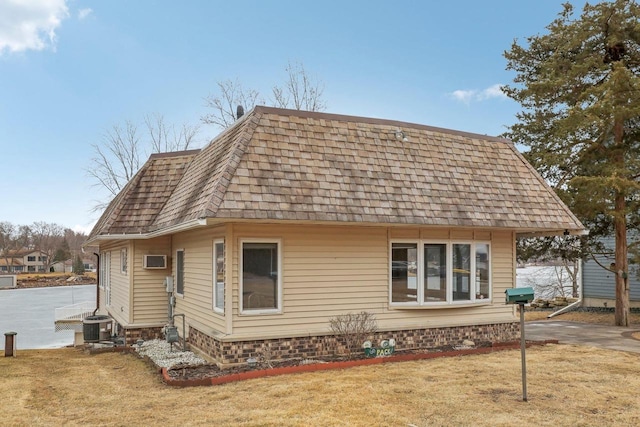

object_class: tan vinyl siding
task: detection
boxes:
[172,226,227,335]
[491,230,517,299]
[230,224,516,339]
[100,242,131,325]
[131,237,172,325]
[96,287,107,315]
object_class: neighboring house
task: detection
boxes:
[0,249,49,273]
[85,106,584,366]
[582,236,640,308]
[51,258,97,273]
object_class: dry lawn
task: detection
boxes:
[525,310,640,324]
[1,345,640,426]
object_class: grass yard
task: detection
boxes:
[1,343,639,426]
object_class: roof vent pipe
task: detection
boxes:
[236,105,244,120]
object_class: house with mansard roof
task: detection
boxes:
[85,106,584,366]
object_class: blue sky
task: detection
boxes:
[0,0,586,233]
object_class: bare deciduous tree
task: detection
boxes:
[145,113,200,153]
[201,79,262,129]
[0,221,30,272]
[88,115,201,211]
[64,228,88,255]
[1,222,89,274]
[30,222,65,272]
[88,120,142,206]
[201,61,327,130]
[519,262,579,300]
[272,61,326,112]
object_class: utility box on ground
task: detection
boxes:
[0,275,17,289]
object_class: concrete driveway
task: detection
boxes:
[525,320,640,353]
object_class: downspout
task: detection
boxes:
[548,260,582,318]
[93,253,100,316]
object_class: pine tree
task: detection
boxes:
[504,0,640,326]
[73,255,85,275]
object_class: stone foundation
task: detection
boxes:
[188,322,520,367]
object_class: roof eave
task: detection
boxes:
[516,228,589,238]
[83,218,208,246]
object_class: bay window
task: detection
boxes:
[390,241,491,306]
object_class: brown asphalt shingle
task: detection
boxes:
[89,106,583,239]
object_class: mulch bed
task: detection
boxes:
[162,340,557,387]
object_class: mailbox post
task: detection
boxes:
[505,287,535,402]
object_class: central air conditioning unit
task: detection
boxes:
[143,255,168,269]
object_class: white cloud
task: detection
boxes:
[479,84,507,100]
[451,89,477,105]
[0,0,69,54]
[73,222,95,236]
[78,8,92,20]
[450,84,507,104]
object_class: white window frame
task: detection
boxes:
[213,239,225,314]
[101,251,111,306]
[120,248,128,274]
[99,252,106,290]
[389,239,491,307]
[176,249,185,296]
[239,238,282,315]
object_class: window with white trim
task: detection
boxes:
[241,240,281,313]
[100,251,111,306]
[213,240,225,313]
[121,248,128,274]
[99,252,106,289]
[390,241,491,306]
[176,249,184,295]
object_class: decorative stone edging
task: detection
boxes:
[160,340,558,387]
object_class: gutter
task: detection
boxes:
[93,252,100,316]
[516,229,589,238]
[84,218,207,245]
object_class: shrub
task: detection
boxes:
[329,311,377,358]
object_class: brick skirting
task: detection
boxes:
[188,322,520,367]
[121,326,164,345]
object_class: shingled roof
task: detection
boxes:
[89,150,200,237]
[88,106,584,241]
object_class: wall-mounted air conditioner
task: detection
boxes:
[0,275,17,289]
[143,255,168,269]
